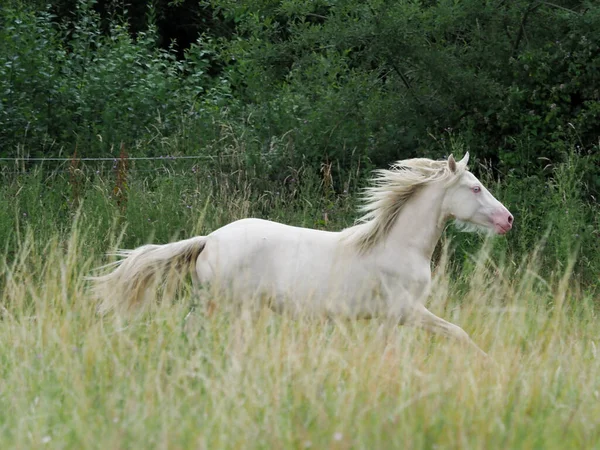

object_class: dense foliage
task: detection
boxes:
[0,0,598,286]
[3,1,599,170]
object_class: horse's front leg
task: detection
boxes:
[403,303,489,359]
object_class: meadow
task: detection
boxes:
[2,1,600,448]
[0,161,598,449]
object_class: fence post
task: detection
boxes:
[69,148,82,209]
[113,143,129,212]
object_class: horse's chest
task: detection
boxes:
[376,263,432,302]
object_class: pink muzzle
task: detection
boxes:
[491,207,514,235]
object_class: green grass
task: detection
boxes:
[1,223,599,449]
[0,166,598,449]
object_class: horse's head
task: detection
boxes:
[442,153,513,235]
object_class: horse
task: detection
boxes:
[90,153,513,357]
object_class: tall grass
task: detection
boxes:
[1,147,598,287]
[0,160,356,258]
[0,211,599,449]
[0,159,598,448]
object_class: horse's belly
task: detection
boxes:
[198,236,364,309]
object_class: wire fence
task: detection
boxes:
[0,155,225,161]
[0,154,250,211]
[0,154,240,175]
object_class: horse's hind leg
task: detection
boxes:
[404,304,489,359]
[194,254,220,316]
[191,269,201,298]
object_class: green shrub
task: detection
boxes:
[0,1,209,156]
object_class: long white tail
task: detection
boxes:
[89,236,206,313]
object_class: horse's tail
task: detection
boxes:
[88,236,207,314]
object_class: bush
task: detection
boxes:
[0,1,212,156]
[197,0,600,186]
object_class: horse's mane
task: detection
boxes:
[343,157,466,253]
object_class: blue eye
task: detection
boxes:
[472,186,481,193]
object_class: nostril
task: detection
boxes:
[508,215,514,224]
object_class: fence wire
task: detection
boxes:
[0,155,224,161]
[0,154,242,175]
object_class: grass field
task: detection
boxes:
[1,215,599,449]
[3,2,600,446]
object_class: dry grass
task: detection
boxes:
[0,227,599,450]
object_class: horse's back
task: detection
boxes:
[206,217,339,251]
[211,217,336,237]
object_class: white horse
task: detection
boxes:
[90,153,513,356]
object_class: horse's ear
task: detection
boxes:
[459,151,470,167]
[448,154,457,173]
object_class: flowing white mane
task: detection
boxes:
[344,157,466,252]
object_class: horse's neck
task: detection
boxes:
[384,184,446,261]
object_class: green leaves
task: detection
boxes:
[200,0,599,182]
[0,1,211,156]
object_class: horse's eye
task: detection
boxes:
[472,186,481,193]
